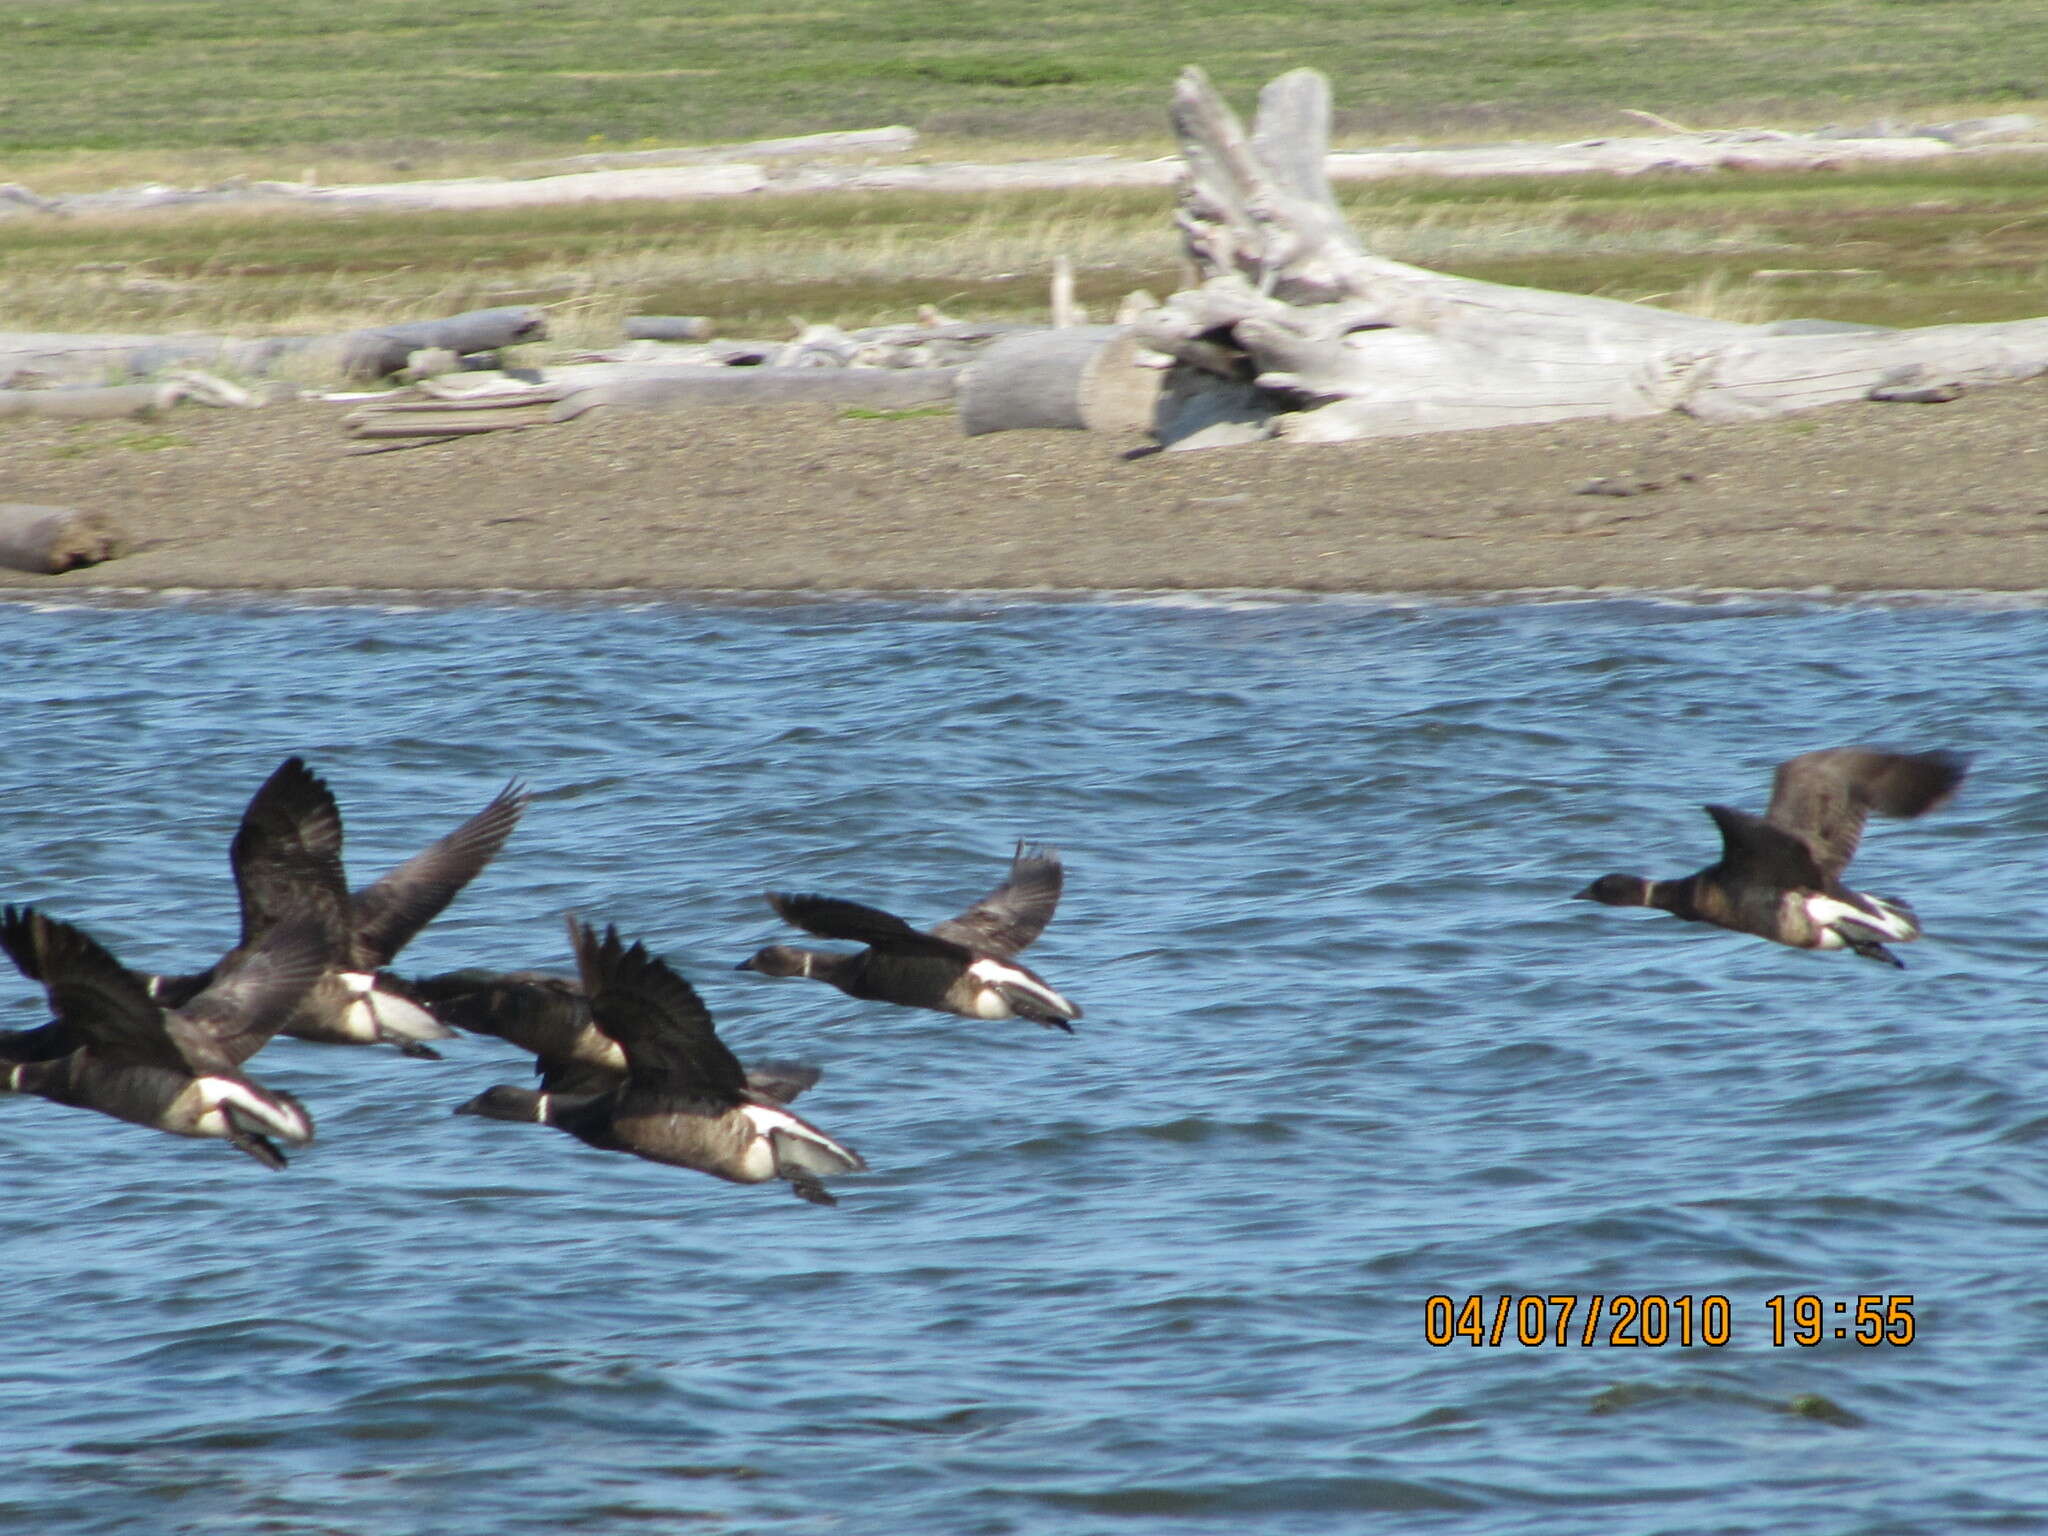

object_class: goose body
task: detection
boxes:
[2,904,324,1168]
[738,842,1082,1030]
[1575,746,1968,967]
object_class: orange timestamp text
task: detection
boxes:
[1424,1293,1916,1347]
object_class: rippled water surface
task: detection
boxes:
[3,591,2047,1535]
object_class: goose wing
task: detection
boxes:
[1763,747,1969,878]
[349,781,528,969]
[411,967,583,1053]
[231,757,351,949]
[767,892,970,959]
[931,842,1063,957]
[1,906,190,1071]
[566,917,747,1104]
[0,904,86,1061]
[172,911,331,1070]
[1704,804,1828,888]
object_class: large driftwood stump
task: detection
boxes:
[1133,68,2048,447]
[958,326,1161,436]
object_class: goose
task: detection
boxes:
[1574,745,1969,967]
[737,841,1081,1030]
[418,962,821,1103]
[2,904,324,1168]
[152,757,528,1056]
[457,917,865,1205]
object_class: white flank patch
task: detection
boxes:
[194,1077,313,1143]
[1805,893,1919,944]
[4,1063,21,1093]
[966,957,1075,1018]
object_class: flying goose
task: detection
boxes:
[457,917,865,1206]
[152,757,528,1056]
[737,841,1081,1030]
[1574,745,1969,967]
[2,904,325,1168]
[418,962,822,1103]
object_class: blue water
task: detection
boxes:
[2,591,2045,1535]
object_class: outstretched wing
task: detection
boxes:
[1,905,187,1071]
[1703,804,1828,889]
[349,780,528,969]
[231,757,351,949]
[931,842,1064,957]
[566,916,747,1103]
[1763,747,1969,878]
[172,910,332,1071]
[767,892,969,959]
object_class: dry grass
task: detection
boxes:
[6,158,2048,388]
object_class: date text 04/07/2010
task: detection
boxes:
[1423,1294,1917,1348]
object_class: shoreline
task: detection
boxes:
[5,387,2047,595]
[9,585,2048,608]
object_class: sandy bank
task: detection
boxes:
[3,386,2046,596]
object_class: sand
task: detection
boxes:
[2,384,2045,596]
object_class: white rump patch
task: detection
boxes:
[193,1077,313,1143]
[966,957,1076,1019]
[1805,893,1920,944]
[343,973,453,1043]
[741,1102,863,1177]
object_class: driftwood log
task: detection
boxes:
[0,504,127,574]
[1123,68,2048,447]
[9,116,2035,225]
[342,364,960,439]
[0,307,546,386]
[0,372,254,421]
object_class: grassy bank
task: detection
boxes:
[5,2,2047,386]
[4,159,2046,357]
[6,0,2047,171]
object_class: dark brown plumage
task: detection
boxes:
[736,842,1082,1030]
[1575,745,1969,967]
[153,758,528,1055]
[421,962,820,1101]
[2,904,325,1168]
[456,918,863,1205]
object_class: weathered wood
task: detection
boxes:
[1126,68,2048,447]
[625,316,715,342]
[550,366,959,419]
[0,383,180,420]
[0,504,127,574]
[5,115,2038,225]
[345,406,558,439]
[341,364,961,437]
[957,327,1162,435]
[0,307,546,384]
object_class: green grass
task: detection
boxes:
[4,0,2047,167]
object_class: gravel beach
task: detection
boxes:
[4,384,2046,595]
